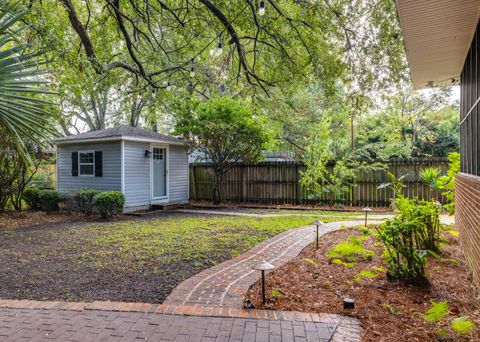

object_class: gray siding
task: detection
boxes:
[169,145,189,203]
[124,141,151,207]
[57,142,121,193]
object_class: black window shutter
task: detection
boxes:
[71,152,78,176]
[95,151,103,177]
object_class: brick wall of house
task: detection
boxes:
[456,173,480,286]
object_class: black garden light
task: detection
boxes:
[259,0,265,16]
[190,59,195,77]
[312,219,325,250]
[253,260,274,305]
[343,298,355,309]
[362,207,372,226]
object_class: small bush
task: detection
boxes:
[38,190,61,213]
[75,188,101,216]
[93,191,125,219]
[23,187,41,210]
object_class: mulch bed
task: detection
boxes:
[246,227,480,341]
[0,211,85,230]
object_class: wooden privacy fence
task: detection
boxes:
[189,158,450,207]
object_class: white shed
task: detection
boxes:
[55,126,189,212]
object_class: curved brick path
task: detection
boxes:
[165,220,372,308]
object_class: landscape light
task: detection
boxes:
[312,219,325,250]
[259,0,265,16]
[362,207,372,226]
[343,298,355,309]
[190,59,195,77]
[164,80,172,91]
[217,33,223,55]
[253,260,274,305]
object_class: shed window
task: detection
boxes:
[79,151,95,176]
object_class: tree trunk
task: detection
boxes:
[213,173,223,204]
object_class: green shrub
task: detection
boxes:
[74,188,101,216]
[438,152,460,215]
[93,191,125,219]
[38,190,61,213]
[23,187,41,210]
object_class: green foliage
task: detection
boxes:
[38,190,61,213]
[270,288,285,299]
[327,236,374,262]
[0,6,54,161]
[354,270,378,282]
[75,188,101,216]
[303,258,319,268]
[23,187,41,210]
[423,301,449,322]
[176,96,271,203]
[93,191,125,219]
[419,167,440,192]
[331,258,357,268]
[450,316,474,335]
[375,191,442,284]
[381,303,399,315]
[438,152,460,214]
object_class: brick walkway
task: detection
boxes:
[165,221,370,308]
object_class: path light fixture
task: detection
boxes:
[253,260,274,305]
[343,298,355,309]
[312,219,325,250]
[362,207,372,226]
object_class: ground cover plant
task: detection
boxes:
[0,213,346,303]
[246,226,479,341]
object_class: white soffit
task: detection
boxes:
[396,0,480,89]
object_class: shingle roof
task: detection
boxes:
[56,125,185,144]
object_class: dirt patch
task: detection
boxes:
[246,228,480,342]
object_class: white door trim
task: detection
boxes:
[150,144,169,203]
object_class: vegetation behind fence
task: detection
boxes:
[189,158,449,207]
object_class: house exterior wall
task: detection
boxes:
[458,20,480,288]
[57,141,122,193]
[168,145,189,204]
[456,173,480,286]
[123,141,151,209]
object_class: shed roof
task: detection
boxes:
[396,0,480,89]
[56,125,185,145]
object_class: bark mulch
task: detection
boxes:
[188,200,392,213]
[246,227,480,342]
[0,211,84,230]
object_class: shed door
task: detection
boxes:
[152,147,167,198]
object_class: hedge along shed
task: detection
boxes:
[55,125,189,212]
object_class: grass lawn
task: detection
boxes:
[0,212,351,303]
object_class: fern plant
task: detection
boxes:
[451,316,474,335]
[327,236,374,262]
[422,301,449,322]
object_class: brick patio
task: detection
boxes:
[0,302,362,341]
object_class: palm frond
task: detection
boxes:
[0,7,55,161]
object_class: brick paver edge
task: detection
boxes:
[0,298,354,325]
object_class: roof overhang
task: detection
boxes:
[55,136,187,146]
[396,0,480,89]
